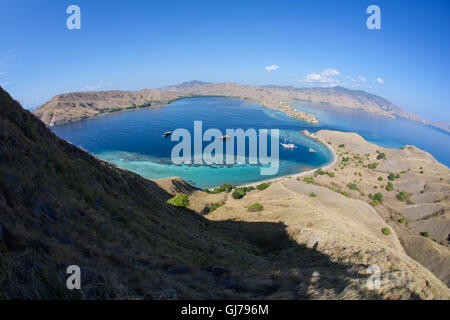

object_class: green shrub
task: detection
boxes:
[367,162,378,169]
[347,183,358,190]
[398,218,406,223]
[421,232,429,238]
[406,199,414,205]
[330,186,348,197]
[309,192,316,197]
[388,173,396,181]
[385,182,394,192]
[369,192,383,206]
[373,192,383,202]
[167,194,189,208]
[341,157,349,162]
[327,172,335,177]
[382,227,391,235]
[377,177,383,181]
[303,177,314,184]
[210,183,234,194]
[248,203,264,212]
[338,144,345,148]
[376,152,386,160]
[232,188,246,199]
[396,191,407,201]
[256,182,271,190]
[221,183,234,192]
[315,168,326,176]
[210,201,224,212]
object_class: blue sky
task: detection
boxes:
[1,0,449,123]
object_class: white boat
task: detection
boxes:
[162,131,172,137]
[309,147,317,153]
[280,137,296,149]
[220,135,231,140]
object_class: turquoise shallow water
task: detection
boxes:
[51,97,332,188]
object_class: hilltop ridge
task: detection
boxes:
[32,81,449,133]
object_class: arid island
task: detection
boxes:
[1,85,449,299]
[33,81,449,134]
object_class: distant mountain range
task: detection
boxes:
[33,81,449,133]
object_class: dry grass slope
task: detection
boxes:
[1,87,448,299]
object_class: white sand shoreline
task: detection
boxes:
[234,130,338,188]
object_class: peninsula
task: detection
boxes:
[32,81,449,133]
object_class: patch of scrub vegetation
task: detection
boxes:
[382,227,391,235]
[167,193,189,208]
[369,192,383,206]
[209,201,225,212]
[398,218,406,223]
[314,169,334,177]
[302,177,315,184]
[388,173,400,181]
[377,177,383,181]
[347,183,358,190]
[385,182,394,192]
[309,192,316,197]
[329,186,348,197]
[376,150,387,160]
[396,191,408,201]
[205,183,234,194]
[232,188,247,199]
[256,182,271,190]
[248,202,263,212]
[341,157,349,163]
[367,162,379,169]
[421,232,430,238]
[338,144,345,148]
[231,186,256,199]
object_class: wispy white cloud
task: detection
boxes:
[358,76,366,82]
[265,64,279,71]
[299,69,341,86]
[376,77,384,84]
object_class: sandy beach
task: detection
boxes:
[235,130,338,188]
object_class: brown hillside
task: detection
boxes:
[1,87,448,299]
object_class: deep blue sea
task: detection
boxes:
[51,97,332,188]
[51,97,450,188]
[292,100,450,167]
